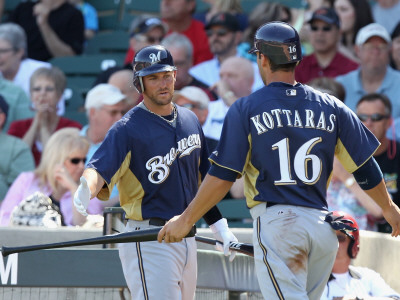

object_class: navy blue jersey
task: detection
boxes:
[209,82,380,210]
[87,105,210,220]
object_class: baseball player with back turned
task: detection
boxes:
[73,45,238,300]
[158,22,400,300]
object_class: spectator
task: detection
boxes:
[173,85,210,126]
[307,78,382,230]
[194,0,248,31]
[0,23,51,97]
[390,21,400,71]
[0,95,35,201]
[7,67,82,166]
[333,0,374,62]
[68,0,98,40]
[189,12,263,92]
[81,83,127,164]
[108,69,140,110]
[336,23,400,119]
[356,93,400,233]
[9,0,84,61]
[238,2,292,62]
[0,128,104,226]
[124,15,168,66]
[202,56,253,151]
[161,0,213,65]
[80,84,127,207]
[161,32,217,100]
[320,211,400,300]
[295,7,358,84]
[0,77,33,132]
[372,0,400,37]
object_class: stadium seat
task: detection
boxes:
[123,0,161,14]
[86,0,123,32]
[63,85,88,126]
[85,30,130,55]
[50,54,125,77]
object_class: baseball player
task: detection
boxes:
[73,45,237,300]
[158,22,400,300]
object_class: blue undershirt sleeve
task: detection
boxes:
[208,164,239,182]
[353,157,383,190]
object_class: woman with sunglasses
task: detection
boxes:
[7,66,82,166]
[0,128,103,227]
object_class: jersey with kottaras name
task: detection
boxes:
[209,82,380,210]
[87,105,210,221]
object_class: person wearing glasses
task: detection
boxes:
[0,128,103,226]
[189,12,264,92]
[295,7,358,84]
[356,93,400,234]
[7,67,82,166]
[336,23,400,119]
[320,210,400,300]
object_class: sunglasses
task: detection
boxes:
[146,35,164,43]
[310,25,333,32]
[69,157,87,165]
[357,113,389,122]
[336,234,347,243]
[182,103,200,110]
[206,28,229,37]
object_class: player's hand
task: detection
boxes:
[73,176,90,216]
[382,204,400,237]
[157,215,192,243]
[210,218,238,262]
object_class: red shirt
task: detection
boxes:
[295,52,358,84]
[124,19,213,66]
[7,117,82,166]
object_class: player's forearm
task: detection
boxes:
[364,179,395,210]
[82,168,105,199]
[348,183,382,218]
[180,174,233,226]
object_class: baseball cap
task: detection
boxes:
[0,94,9,118]
[355,23,391,46]
[308,7,340,27]
[129,16,168,37]
[85,84,126,110]
[174,86,210,109]
[205,12,240,32]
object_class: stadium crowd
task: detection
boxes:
[0,0,398,234]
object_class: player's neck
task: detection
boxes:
[142,98,173,116]
[266,71,296,86]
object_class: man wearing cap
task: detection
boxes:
[189,12,263,93]
[0,94,35,201]
[124,15,168,65]
[336,23,400,118]
[173,85,210,126]
[81,84,127,163]
[295,7,358,84]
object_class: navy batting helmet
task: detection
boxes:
[249,21,302,65]
[332,211,360,259]
[132,45,177,93]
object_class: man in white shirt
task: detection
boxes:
[189,12,263,92]
[320,211,400,300]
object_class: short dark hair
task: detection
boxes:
[356,93,392,115]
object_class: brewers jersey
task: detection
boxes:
[209,82,380,210]
[87,105,210,221]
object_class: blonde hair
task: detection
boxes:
[34,128,89,192]
[213,0,242,13]
[30,66,67,98]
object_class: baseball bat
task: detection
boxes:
[1,226,196,257]
[195,236,254,257]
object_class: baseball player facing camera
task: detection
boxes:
[74,45,237,300]
[158,22,400,300]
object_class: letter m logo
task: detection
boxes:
[1,254,18,285]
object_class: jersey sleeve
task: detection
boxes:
[87,122,131,200]
[209,100,249,175]
[335,101,380,173]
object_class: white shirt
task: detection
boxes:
[320,266,400,300]
[202,98,229,141]
[189,56,264,92]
